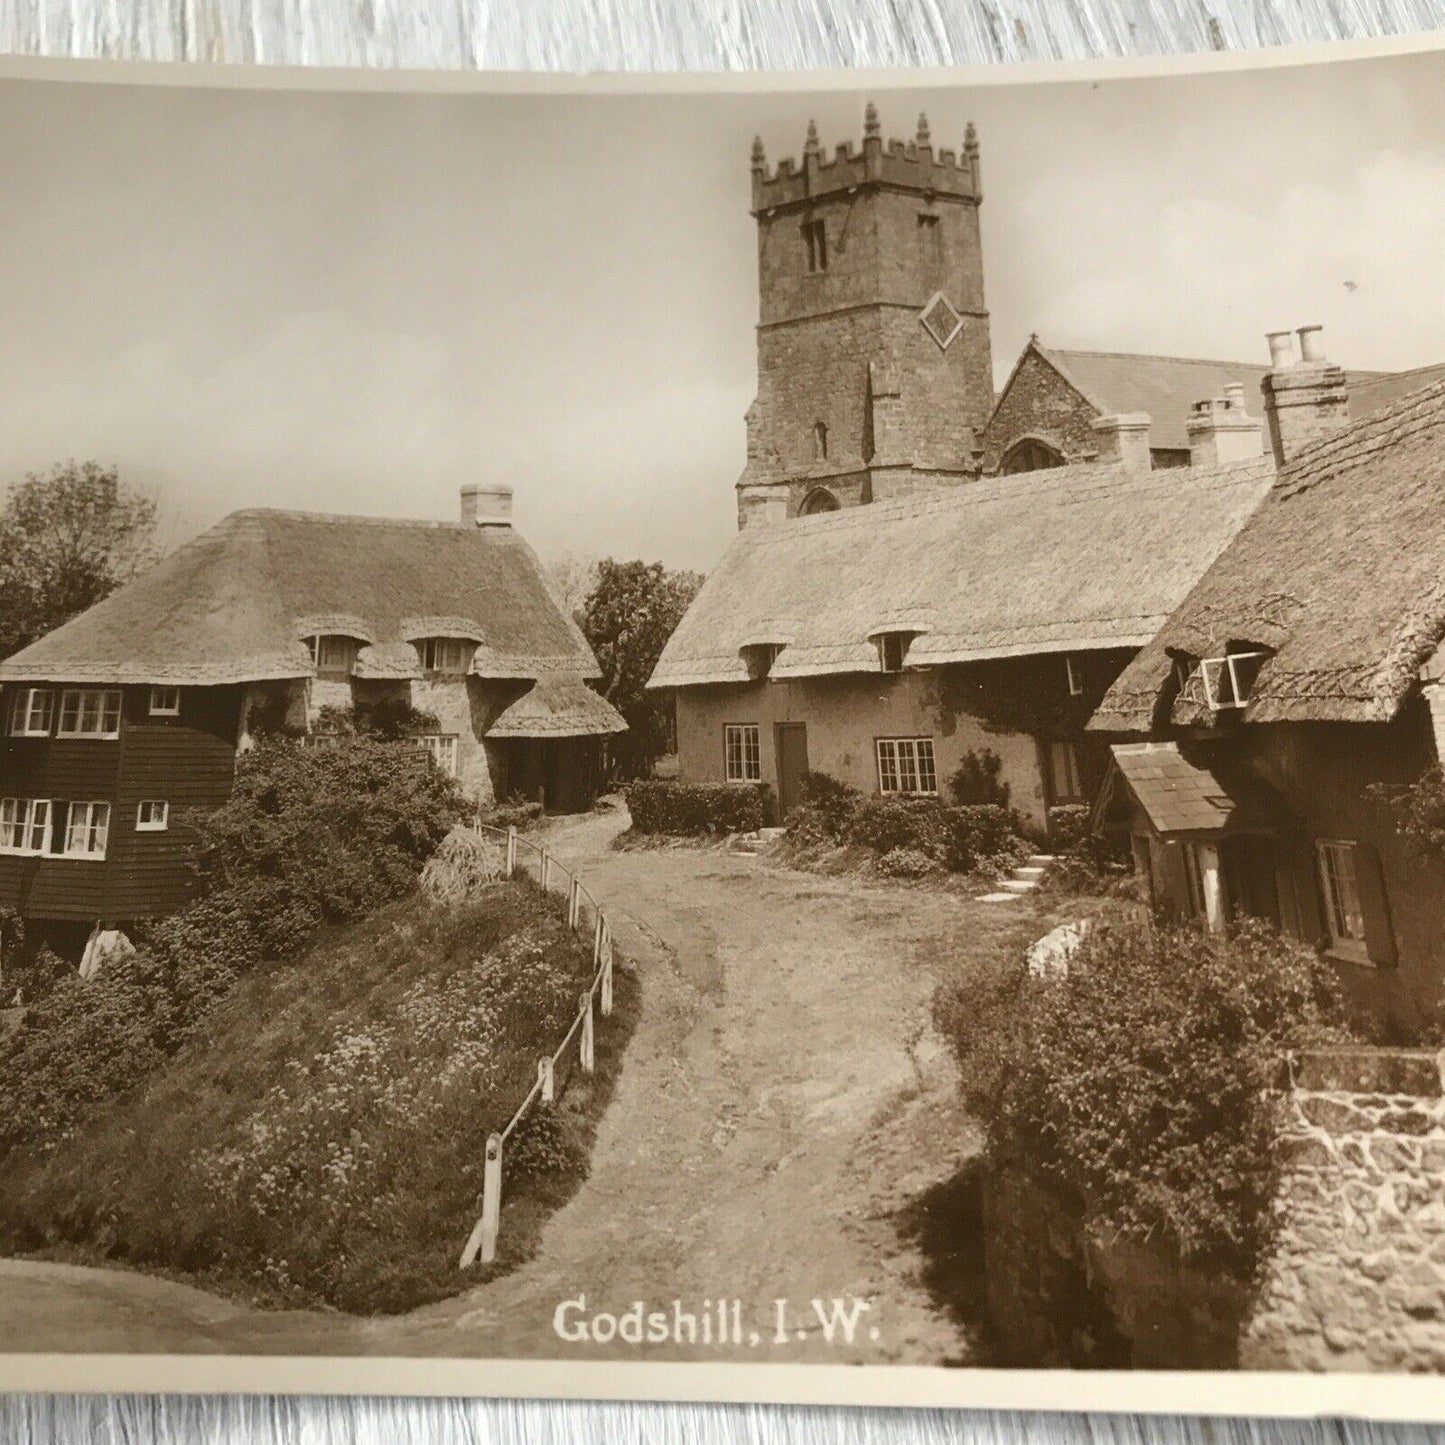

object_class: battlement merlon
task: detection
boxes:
[750,113,981,215]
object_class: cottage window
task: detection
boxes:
[1065,656,1084,697]
[62,802,110,859]
[724,724,761,783]
[136,800,169,832]
[1317,841,1369,964]
[308,635,357,676]
[1200,651,1268,711]
[420,638,469,674]
[1049,739,1083,803]
[149,687,181,717]
[413,734,460,777]
[802,219,827,273]
[877,633,911,674]
[877,737,937,795]
[0,799,51,855]
[57,689,122,739]
[9,688,53,737]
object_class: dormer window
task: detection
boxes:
[419,637,470,675]
[308,635,358,677]
[878,633,911,674]
[742,643,783,681]
[1200,649,1269,711]
[9,687,53,737]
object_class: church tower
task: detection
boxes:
[737,105,994,528]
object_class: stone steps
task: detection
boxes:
[980,852,1059,904]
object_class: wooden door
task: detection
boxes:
[774,723,809,819]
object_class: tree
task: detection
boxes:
[579,559,703,778]
[547,552,597,625]
[0,461,158,659]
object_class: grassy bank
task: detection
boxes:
[0,880,638,1314]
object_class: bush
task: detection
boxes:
[947,804,1027,873]
[877,846,940,879]
[847,795,951,860]
[1046,804,1092,852]
[970,910,1345,1278]
[624,779,770,835]
[949,749,1011,808]
[0,738,467,1159]
[1371,766,1445,858]
[480,797,546,832]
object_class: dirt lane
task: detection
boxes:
[0,809,990,1364]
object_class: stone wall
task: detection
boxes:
[1243,1047,1445,1372]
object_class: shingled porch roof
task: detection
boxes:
[1103,741,1297,839]
[650,457,1274,690]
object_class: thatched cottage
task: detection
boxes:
[0,486,623,950]
[650,430,1274,830]
[1092,356,1445,1030]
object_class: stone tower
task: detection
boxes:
[736,105,994,528]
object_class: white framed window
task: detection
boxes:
[0,799,51,855]
[413,734,459,777]
[149,686,181,716]
[1049,739,1083,802]
[308,635,357,675]
[57,689,122,739]
[62,802,110,859]
[877,634,910,674]
[1200,652,1268,711]
[9,687,54,737]
[724,724,761,783]
[1317,840,1369,964]
[1066,655,1084,697]
[420,637,469,674]
[136,800,169,832]
[876,737,938,795]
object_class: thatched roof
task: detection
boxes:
[485,675,626,738]
[0,509,600,687]
[650,458,1274,689]
[1093,378,1445,731]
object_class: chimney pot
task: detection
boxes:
[1223,382,1245,411]
[1266,330,1296,370]
[1297,324,1326,363]
[460,485,513,528]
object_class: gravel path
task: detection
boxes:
[0,807,991,1364]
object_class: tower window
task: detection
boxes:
[813,422,828,460]
[917,212,942,263]
[802,219,827,273]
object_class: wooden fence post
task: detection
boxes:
[538,1055,554,1103]
[505,826,516,880]
[568,877,580,931]
[593,910,604,968]
[579,990,595,1074]
[459,1132,503,1269]
[540,849,550,893]
[601,935,613,1017]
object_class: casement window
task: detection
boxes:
[149,686,181,716]
[1200,651,1268,711]
[1317,841,1370,965]
[136,800,169,832]
[57,689,122,739]
[1065,655,1084,697]
[413,734,460,777]
[877,737,938,795]
[9,687,54,737]
[802,218,827,273]
[308,635,357,676]
[1049,739,1084,803]
[0,799,51,855]
[420,638,469,674]
[877,633,911,674]
[61,802,110,859]
[724,724,762,783]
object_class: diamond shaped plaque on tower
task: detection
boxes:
[920,291,964,350]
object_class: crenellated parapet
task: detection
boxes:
[750,105,980,213]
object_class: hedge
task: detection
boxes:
[625,780,771,835]
[1046,804,1092,852]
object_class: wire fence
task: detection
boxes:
[458,819,618,1270]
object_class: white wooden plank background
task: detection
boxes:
[3,0,1445,1440]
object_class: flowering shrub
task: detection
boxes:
[959,909,1345,1277]
[1046,804,1092,852]
[624,780,770,835]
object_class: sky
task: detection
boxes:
[3,53,1445,573]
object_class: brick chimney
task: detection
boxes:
[1186,384,1264,468]
[460,485,513,528]
[1261,326,1348,467]
[1091,413,1152,473]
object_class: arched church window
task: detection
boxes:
[1001,438,1064,475]
[800,488,840,516]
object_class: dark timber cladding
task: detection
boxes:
[0,684,241,922]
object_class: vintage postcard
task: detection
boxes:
[3,40,1445,1417]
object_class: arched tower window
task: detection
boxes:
[800,488,841,516]
[1001,438,1064,475]
[812,421,828,460]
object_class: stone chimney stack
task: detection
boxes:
[1186,386,1264,468]
[1091,413,1153,473]
[1262,326,1348,467]
[460,485,513,528]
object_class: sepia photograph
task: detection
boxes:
[2,43,1445,1410]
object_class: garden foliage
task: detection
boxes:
[624,779,771,835]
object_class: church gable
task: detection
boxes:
[979,343,1102,474]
